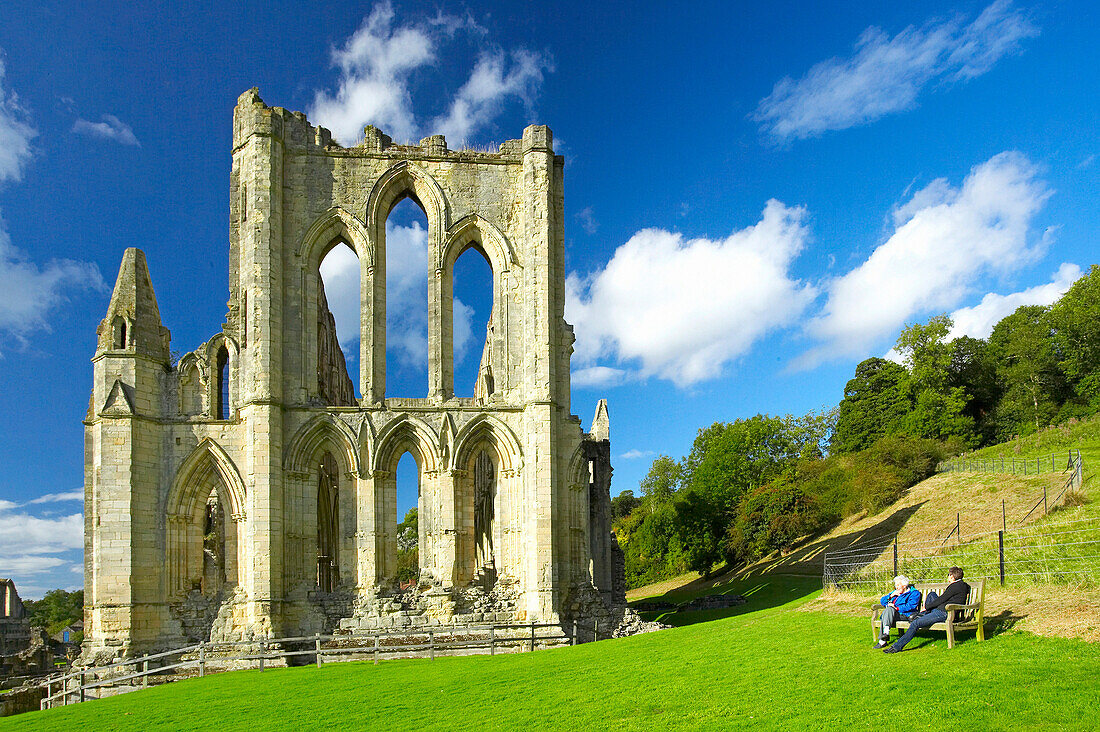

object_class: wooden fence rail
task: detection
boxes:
[39,621,593,711]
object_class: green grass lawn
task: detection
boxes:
[6,575,1100,731]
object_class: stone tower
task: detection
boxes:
[82,89,623,659]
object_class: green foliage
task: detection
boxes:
[22,589,83,633]
[895,316,977,444]
[727,479,822,562]
[1050,264,1100,407]
[610,490,641,522]
[832,357,911,453]
[986,305,1068,440]
[395,508,418,583]
[637,456,681,502]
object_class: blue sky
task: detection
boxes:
[0,0,1096,597]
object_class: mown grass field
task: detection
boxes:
[6,574,1100,731]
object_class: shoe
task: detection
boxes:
[873,639,888,649]
[883,647,900,654]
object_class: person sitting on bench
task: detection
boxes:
[874,575,921,649]
[884,567,970,654]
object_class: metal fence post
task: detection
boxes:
[199,641,206,677]
[1002,499,1006,533]
[893,539,898,577]
[315,633,323,668]
[998,530,1005,586]
[1044,487,1048,515]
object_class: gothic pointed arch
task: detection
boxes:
[451,414,523,473]
[284,413,361,476]
[297,206,373,269]
[167,439,247,520]
[365,161,449,237]
[374,414,441,473]
[357,413,377,476]
[440,214,519,274]
[568,443,588,490]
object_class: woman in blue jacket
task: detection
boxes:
[875,575,921,648]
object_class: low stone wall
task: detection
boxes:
[0,684,45,717]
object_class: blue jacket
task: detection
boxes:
[880,587,921,614]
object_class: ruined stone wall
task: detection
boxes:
[82,89,626,660]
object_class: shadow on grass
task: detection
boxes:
[886,610,1020,651]
[633,574,823,627]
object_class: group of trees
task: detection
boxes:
[614,265,1100,589]
[835,265,1100,450]
[22,589,83,642]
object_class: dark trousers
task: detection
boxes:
[889,591,948,651]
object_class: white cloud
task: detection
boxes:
[0,503,82,557]
[432,49,551,145]
[309,2,551,145]
[620,449,657,461]
[0,56,35,184]
[575,206,599,235]
[801,151,1050,367]
[0,212,106,351]
[568,200,816,386]
[72,114,140,146]
[947,263,1082,340]
[755,1,1038,141]
[0,555,68,575]
[27,491,84,504]
[572,365,628,389]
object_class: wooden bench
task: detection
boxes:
[871,579,985,649]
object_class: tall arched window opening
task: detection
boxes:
[471,449,497,585]
[112,316,127,350]
[215,346,230,420]
[451,247,494,398]
[318,241,360,405]
[317,452,340,592]
[385,198,429,398]
[395,451,420,586]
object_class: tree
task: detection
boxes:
[638,456,682,503]
[23,589,84,634]
[895,316,977,444]
[947,335,1000,441]
[610,490,642,522]
[395,508,418,583]
[1050,264,1100,408]
[987,305,1068,439]
[832,357,911,453]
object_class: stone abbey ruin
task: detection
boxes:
[82,89,630,660]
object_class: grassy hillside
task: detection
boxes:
[5,574,1099,731]
[962,414,1100,481]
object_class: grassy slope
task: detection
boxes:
[6,575,1100,731]
[963,414,1100,481]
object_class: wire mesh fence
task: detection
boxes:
[823,516,1100,592]
[938,449,1082,477]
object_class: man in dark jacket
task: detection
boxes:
[884,567,970,653]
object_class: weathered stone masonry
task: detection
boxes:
[82,89,626,660]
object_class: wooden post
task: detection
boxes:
[572,620,578,646]
[594,619,599,643]
[529,623,535,652]
[892,539,898,577]
[142,659,149,688]
[489,625,495,656]
[316,633,323,668]
[374,633,380,665]
[199,641,206,677]
[998,530,1005,586]
[1044,487,1048,515]
[429,630,435,660]
[259,638,266,672]
[79,672,85,703]
[1002,499,1006,533]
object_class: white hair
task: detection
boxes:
[894,575,911,589]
